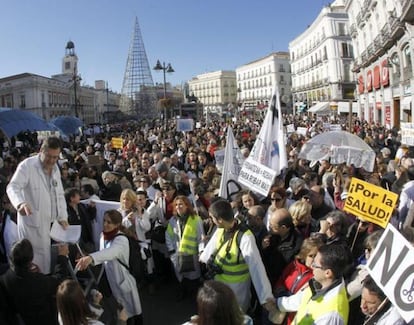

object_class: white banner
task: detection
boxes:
[214,149,225,173]
[401,122,414,146]
[366,224,414,323]
[176,118,194,132]
[296,127,307,136]
[238,157,276,197]
[286,124,295,134]
[329,124,342,131]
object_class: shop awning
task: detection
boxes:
[308,102,330,114]
[337,102,358,113]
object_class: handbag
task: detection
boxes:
[177,253,195,273]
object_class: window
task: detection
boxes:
[1,94,13,107]
[41,92,46,107]
[65,62,71,70]
[338,23,346,36]
[342,43,350,57]
[403,45,411,68]
[20,94,26,108]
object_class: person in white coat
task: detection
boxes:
[6,137,69,274]
[120,188,154,276]
[76,209,143,325]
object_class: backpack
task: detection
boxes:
[114,233,146,288]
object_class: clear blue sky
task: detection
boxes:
[0,0,330,93]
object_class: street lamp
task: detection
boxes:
[153,60,174,127]
[71,67,82,118]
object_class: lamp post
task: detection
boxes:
[153,60,174,127]
[72,67,82,118]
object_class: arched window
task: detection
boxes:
[402,44,412,69]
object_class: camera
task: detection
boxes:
[204,256,223,280]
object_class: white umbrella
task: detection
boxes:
[298,130,376,172]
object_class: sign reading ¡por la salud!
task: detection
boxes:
[343,178,398,228]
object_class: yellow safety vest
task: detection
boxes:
[166,215,201,255]
[294,281,349,325]
[214,228,250,284]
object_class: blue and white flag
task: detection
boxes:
[249,85,287,175]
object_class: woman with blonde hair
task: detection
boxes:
[119,188,154,281]
[119,189,151,242]
[274,236,325,325]
[56,279,104,325]
[288,200,318,238]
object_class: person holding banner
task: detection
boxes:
[360,275,405,325]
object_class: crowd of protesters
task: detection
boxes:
[0,113,413,325]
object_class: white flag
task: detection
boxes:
[218,126,245,199]
[248,85,287,175]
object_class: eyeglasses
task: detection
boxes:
[311,262,325,270]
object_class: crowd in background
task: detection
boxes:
[0,112,413,325]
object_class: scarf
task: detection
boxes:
[103,228,119,241]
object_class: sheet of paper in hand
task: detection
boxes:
[50,221,81,244]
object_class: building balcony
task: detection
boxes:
[401,0,414,24]
[389,9,405,41]
[361,51,368,64]
[380,23,393,49]
[367,44,375,57]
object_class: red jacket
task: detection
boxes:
[274,259,313,325]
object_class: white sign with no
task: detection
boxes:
[366,224,414,323]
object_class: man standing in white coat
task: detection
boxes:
[7,137,69,274]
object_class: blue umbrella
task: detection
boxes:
[49,116,84,136]
[0,108,59,138]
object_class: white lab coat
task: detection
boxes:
[6,154,68,273]
[200,228,273,312]
[90,233,142,318]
